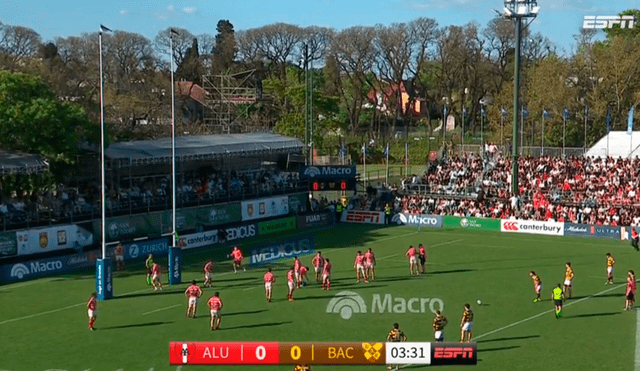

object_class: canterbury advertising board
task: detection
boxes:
[501,219,564,236]
[341,210,385,225]
[241,196,289,221]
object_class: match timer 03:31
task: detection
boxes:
[169,342,477,366]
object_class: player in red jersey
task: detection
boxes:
[322,259,332,290]
[293,256,302,288]
[354,251,368,283]
[264,268,276,302]
[184,280,203,318]
[152,262,163,291]
[626,270,636,311]
[312,251,325,282]
[86,292,97,331]
[114,243,125,271]
[207,292,223,330]
[632,228,639,251]
[364,248,376,280]
[229,246,245,273]
[287,267,296,301]
[299,266,309,287]
[203,260,214,288]
[405,245,418,276]
[418,244,427,274]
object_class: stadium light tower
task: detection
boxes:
[502,0,538,196]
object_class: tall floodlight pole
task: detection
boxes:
[170,29,177,249]
[503,0,539,196]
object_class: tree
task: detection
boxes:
[0,25,42,71]
[176,38,203,82]
[153,27,194,68]
[0,71,94,178]
[604,9,640,40]
[212,20,237,74]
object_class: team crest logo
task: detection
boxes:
[247,204,254,217]
[362,343,383,362]
[39,232,48,248]
[460,218,469,228]
[209,209,217,223]
[108,223,119,238]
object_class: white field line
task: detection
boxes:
[475,282,625,340]
[0,287,151,325]
[378,254,399,260]
[243,286,259,291]
[431,239,464,247]
[0,277,57,291]
[635,308,640,371]
[142,304,181,316]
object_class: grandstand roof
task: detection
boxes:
[585,131,640,158]
[105,132,303,165]
[0,150,49,175]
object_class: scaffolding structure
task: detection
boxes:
[202,70,258,134]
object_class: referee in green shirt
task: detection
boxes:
[552,283,565,318]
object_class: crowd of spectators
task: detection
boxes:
[0,168,304,227]
[399,154,640,226]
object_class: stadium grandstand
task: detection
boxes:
[0,132,306,232]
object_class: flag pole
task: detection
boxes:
[541,111,545,156]
[170,31,177,249]
[99,29,106,260]
[385,144,389,186]
[404,142,408,178]
[363,143,366,189]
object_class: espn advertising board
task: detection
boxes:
[0,250,99,283]
[241,196,289,221]
[391,213,443,228]
[249,236,315,265]
[500,219,564,236]
[341,210,385,225]
[16,224,94,256]
[442,216,498,231]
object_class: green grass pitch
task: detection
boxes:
[1,224,638,371]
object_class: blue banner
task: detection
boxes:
[593,225,621,239]
[96,258,113,300]
[123,237,170,260]
[0,250,99,283]
[563,223,590,237]
[563,223,621,239]
[249,236,315,265]
[168,247,182,285]
[300,165,356,179]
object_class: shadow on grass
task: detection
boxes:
[101,321,174,330]
[428,269,476,275]
[478,335,540,343]
[594,293,624,298]
[224,309,268,317]
[563,311,619,319]
[479,345,521,352]
[113,289,185,300]
[330,283,388,290]
[219,321,292,330]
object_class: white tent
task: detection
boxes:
[585,131,640,158]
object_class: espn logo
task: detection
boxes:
[503,222,519,231]
[431,343,477,365]
[345,211,381,224]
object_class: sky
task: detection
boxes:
[1,0,637,54]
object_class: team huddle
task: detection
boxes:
[528,253,637,319]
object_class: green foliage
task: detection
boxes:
[0,71,92,179]
[604,9,640,40]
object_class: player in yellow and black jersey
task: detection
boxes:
[293,365,311,371]
[564,262,574,298]
[606,253,615,285]
[529,271,542,302]
[387,322,407,342]
[433,310,448,342]
[460,304,474,343]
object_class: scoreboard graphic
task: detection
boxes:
[169,342,477,366]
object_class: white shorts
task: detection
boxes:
[607,267,613,275]
[87,309,96,318]
[188,297,198,306]
[314,266,322,273]
[564,279,572,287]
[434,331,443,341]
[323,274,330,280]
[366,262,374,269]
[210,310,220,317]
[264,282,272,291]
[356,264,365,272]
[535,284,542,293]
[409,256,417,264]
[205,272,211,280]
[462,322,473,331]
[153,274,159,281]
[295,272,301,281]
[115,255,124,262]
[288,281,295,291]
